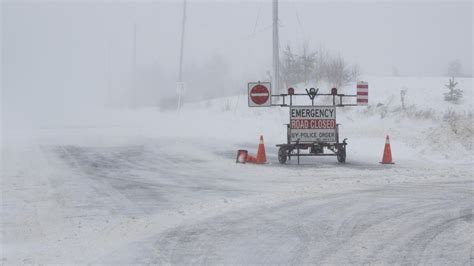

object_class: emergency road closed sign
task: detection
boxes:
[248,82,271,107]
[290,106,337,142]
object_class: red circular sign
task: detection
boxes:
[250,85,270,105]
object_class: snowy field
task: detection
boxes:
[2,76,473,264]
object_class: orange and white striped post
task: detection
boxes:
[357,81,369,106]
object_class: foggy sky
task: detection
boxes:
[2,0,472,112]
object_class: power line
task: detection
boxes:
[292,1,306,40]
[252,2,262,37]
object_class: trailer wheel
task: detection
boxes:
[337,148,346,163]
[278,147,287,164]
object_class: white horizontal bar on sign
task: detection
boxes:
[357,88,368,92]
[357,95,369,100]
[251,93,269,96]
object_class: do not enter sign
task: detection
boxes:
[248,82,271,107]
[250,85,269,104]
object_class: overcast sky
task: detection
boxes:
[2,0,472,111]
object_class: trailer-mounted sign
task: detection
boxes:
[290,106,337,142]
[244,81,368,164]
[248,82,271,107]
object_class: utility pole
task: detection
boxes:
[106,36,112,107]
[272,0,280,95]
[131,23,137,108]
[177,0,187,112]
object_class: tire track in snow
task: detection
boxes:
[149,181,472,264]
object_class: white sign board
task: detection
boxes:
[290,106,337,142]
[248,82,271,107]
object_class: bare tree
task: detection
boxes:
[280,43,360,90]
[299,43,316,84]
[314,45,329,83]
[280,45,299,87]
[325,54,359,89]
[349,64,361,83]
[447,60,462,78]
[392,66,400,77]
[325,54,345,88]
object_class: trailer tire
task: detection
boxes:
[337,148,346,163]
[278,147,287,164]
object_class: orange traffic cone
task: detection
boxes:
[380,135,395,164]
[256,135,267,164]
[246,154,258,163]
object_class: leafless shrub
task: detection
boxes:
[280,44,360,90]
[442,109,473,149]
[402,105,437,120]
[325,54,360,89]
[447,59,463,78]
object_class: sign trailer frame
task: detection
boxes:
[248,82,367,164]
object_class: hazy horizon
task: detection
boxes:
[2,0,472,111]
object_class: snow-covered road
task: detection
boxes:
[2,132,472,264]
[152,180,472,265]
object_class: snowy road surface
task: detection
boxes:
[152,181,472,265]
[2,132,473,264]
